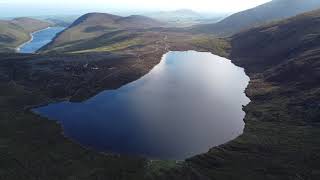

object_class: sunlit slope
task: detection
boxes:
[11,17,51,33]
[0,18,51,52]
[40,13,165,52]
[0,21,29,52]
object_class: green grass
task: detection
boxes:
[1,9,320,180]
[0,54,149,180]
[190,35,231,57]
[73,38,143,53]
[145,160,181,178]
[0,22,30,52]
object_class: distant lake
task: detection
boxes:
[33,51,250,160]
[19,27,64,53]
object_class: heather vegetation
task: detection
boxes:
[0,1,319,179]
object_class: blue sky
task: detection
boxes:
[0,0,271,17]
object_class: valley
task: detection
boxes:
[0,33,230,179]
[0,17,52,52]
[18,27,65,53]
[0,0,319,179]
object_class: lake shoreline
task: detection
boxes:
[33,50,250,160]
[0,30,317,179]
[15,26,52,53]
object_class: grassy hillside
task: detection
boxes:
[1,8,320,180]
[231,9,320,75]
[155,9,320,180]
[11,17,51,33]
[0,18,231,179]
[194,0,320,36]
[41,13,165,52]
[45,15,79,27]
[0,53,149,180]
[0,21,29,52]
[0,18,51,52]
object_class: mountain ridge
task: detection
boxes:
[39,12,165,52]
[194,0,320,36]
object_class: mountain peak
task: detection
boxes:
[70,12,122,27]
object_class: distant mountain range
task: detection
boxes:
[194,0,320,36]
[145,9,227,27]
[0,17,51,52]
[41,1,320,53]
[146,9,203,20]
[4,0,320,53]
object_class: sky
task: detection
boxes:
[0,0,271,17]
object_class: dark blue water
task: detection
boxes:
[19,27,64,53]
[34,51,250,160]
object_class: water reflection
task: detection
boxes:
[34,51,250,160]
